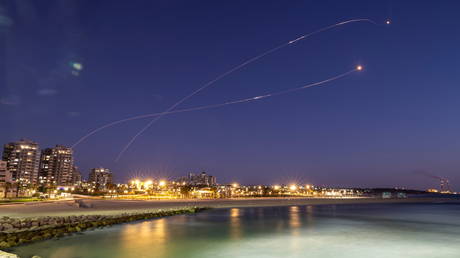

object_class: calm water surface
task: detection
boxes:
[12,203,460,258]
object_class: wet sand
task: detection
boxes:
[1,197,458,218]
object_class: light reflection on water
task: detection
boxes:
[121,218,168,257]
[289,206,301,235]
[11,203,460,258]
[229,208,242,240]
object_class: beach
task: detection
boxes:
[1,197,458,218]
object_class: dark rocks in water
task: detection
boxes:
[1,223,13,231]
[0,207,209,248]
[0,240,10,249]
[30,235,42,242]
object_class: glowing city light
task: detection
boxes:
[289,185,297,191]
[159,180,166,187]
[356,65,363,71]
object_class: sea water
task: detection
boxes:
[11,203,460,258]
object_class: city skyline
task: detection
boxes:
[2,1,460,190]
[0,138,453,193]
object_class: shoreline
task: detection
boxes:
[0,197,458,218]
[1,197,459,256]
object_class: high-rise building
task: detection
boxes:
[89,167,113,190]
[0,161,11,182]
[39,145,74,186]
[2,139,40,185]
[71,166,82,185]
[0,160,15,198]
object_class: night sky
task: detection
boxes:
[1,0,460,190]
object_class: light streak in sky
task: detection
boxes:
[72,66,362,149]
[114,18,377,161]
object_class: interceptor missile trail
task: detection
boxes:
[114,18,377,161]
[72,66,362,149]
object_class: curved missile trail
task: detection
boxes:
[72,67,360,149]
[114,18,377,161]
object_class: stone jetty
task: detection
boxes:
[0,207,208,249]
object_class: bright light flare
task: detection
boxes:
[273,185,281,190]
[386,20,391,25]
[232,183,239,188]
[356,65,363,71]
[289,185,297,191]
[159,180,166,187]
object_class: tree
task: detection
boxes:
[3,182,12,198]
[180,185,193,198]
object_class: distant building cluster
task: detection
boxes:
[1,139,113,197]
[1,139,453,200]
[179,172,217,186]
[89,168,113,191]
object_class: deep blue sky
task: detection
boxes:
[1,0,460,190]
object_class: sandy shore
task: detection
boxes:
[0,197,458,218]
